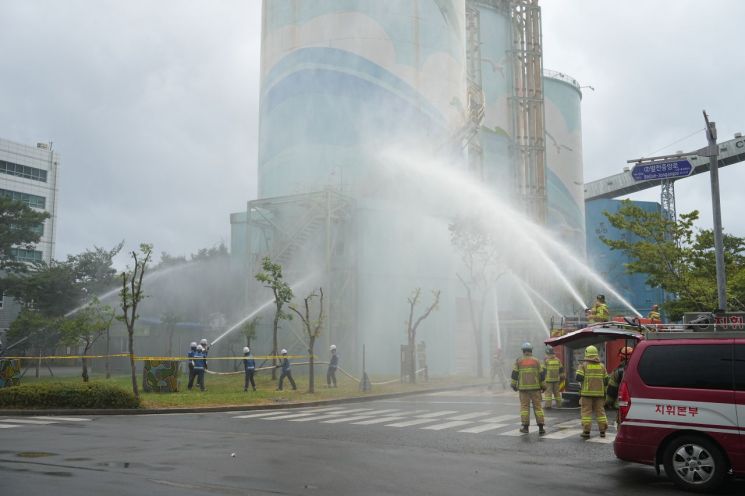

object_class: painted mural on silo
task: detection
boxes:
[470,2,513,193]
[257,1,466,375]
[543,72,585,257]
[258,0,466,200]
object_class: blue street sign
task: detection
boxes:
[631,159,693,181]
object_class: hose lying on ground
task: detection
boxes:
[204,361,425,386]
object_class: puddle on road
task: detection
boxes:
[42,471,72,477]
[16,451,57,458]
[97,461,131,469]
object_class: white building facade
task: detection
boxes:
[0,138,60,330]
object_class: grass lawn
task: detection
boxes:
[11,369,483,409]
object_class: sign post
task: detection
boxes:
[703,111,727,311]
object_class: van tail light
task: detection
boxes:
[618,381,631,423]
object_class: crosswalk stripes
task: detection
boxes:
[385,418,439,428]
[30,416,91,422]
[543,428,584,440]
[0,416,92,430]
[587,434,617,444]
[233,411,289,419]
[481,414,519,423]
[421,420,472,431]
[229,406,618,444]
[351,416,405,425]
[321,415,375,424]
[448,411,492,421]
[0,419,58,425]
[289,413,345,422]
[415,410,458,419]
[458,423,507,434]
[262,412,321,421]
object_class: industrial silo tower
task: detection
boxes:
[231,0,586,376]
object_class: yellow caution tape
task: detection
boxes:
[1,354,311,361]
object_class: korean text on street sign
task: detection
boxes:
[631,159,693,181]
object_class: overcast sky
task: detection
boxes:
[1,0,744,266]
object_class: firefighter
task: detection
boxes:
[511,342,546,435]
[606,346,634,410]
[186,342,198,390]
[243,347,256,392]
[586,294,609,323]
[489,348,508,390]
[327,344,339,388]
[543,345,564,409]
[276,349,297,391]
[192,345,207,392]
[647,304,661,320]
[576,345,609,438]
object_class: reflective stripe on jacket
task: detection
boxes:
[576,360,608,397]
[544,357,563,383]
[511,356,545,391]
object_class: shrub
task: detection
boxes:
[0,382,140,409]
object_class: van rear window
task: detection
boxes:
[638,344,733,390]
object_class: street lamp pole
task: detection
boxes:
[703,111,727,311]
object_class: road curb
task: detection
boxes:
[0,382,490,417]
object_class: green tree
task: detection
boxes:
[601,201,745,320]
[0,196,50,272]
[5,309,56,377]
[404,288,440,384]
[65,242,123,298]
[118,244,153,399]
[450,215,504,378]
[290,288,324,393]
[255,257,293,380]
[241,317,260,348]
[59,299,115,382]
[2,261,81,316]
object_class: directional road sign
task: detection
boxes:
[631,159,693,181]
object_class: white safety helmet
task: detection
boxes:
[190,341,197,348]
[330,344,337,351]
[196,345,204,351]
[243,347,250,354]
[200,338,209,346]
[281,348,288,355]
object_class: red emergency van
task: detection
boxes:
[614,332,745,492]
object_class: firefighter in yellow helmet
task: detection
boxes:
[586,294,609,323]
[575,345,609,438]
[543,345,564,409]
[511,342,546,435]
[647,304,661,321]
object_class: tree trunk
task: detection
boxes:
[167,327,174,357]
[82,356,89,382]
[408,332,416,384]
[474,299,486,378]
[128,329,139,399]
[272,310,279,380]
[105,327,111,379]
[35,348,41,378]
[308,336,315,393]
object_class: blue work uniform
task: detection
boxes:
[277,356,297,391]
[243,354,256,391]
[192,352,206,391]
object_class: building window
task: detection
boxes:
[9,248,43,262]
[0,160,48,183]
[0,189,46,209]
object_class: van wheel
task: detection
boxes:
[663,435,727,492]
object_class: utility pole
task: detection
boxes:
[702,111,727,311]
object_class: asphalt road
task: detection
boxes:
[1,387,743,495]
